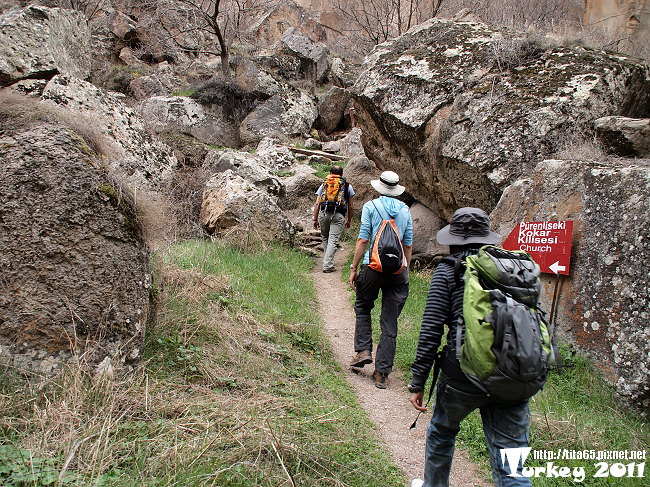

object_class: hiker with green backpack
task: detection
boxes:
[408,208,559,487]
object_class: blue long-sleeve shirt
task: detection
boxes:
[358,196,413,265]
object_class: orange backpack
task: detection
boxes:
[368,201,406,274]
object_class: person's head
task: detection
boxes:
[330,166,343,176]
[370,171,405,197]
[436,207,502,250]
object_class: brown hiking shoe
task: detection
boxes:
[350,350,372,368]
[373,370,388,389]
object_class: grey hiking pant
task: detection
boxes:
[353,265,409,375]
[319,210,345,271]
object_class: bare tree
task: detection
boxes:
[331,0,448,48]
[140,0,278,77]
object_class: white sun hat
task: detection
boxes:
[370,171,405,197]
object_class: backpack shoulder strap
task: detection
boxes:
[371,199,389,220]
[440,256,465,287]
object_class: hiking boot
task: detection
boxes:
[350,350,372,368]
[373,370,388,389]
[411,480,424,487]
[323,267,336,273]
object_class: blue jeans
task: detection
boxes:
[423,373,532,487]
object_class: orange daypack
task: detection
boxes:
[368,201,406,274]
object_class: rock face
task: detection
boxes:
[200,170,296,244]
[0,121,151,375]
[138,96,240,147]
[351,15,650,220]
[316,86,351,133]
[409,202,449,266]
[280,27,328,83]
[0,5,91,87]
[200,140,301,243]
[595,116,650,157]
[490,159,650,410]
[239,90,318,146]
[41,75,178,192]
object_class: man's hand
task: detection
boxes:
[349,269,358,290]
[313,220,319,230]
[410,391,427,412]
[344,220,351,229]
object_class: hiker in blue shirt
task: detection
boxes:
[348,171,413,389]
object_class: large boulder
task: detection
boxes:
[595,116,650,157]
[351,14,650,220]
[316,86,351,134]
[239,90,318,146]
[410,202,449,266]
[40,75,177,192]
[138,96,240,147]
[490,158,650,411]
[0,5,91,87]
[279,27,328,83]
[200,170,296,244]
[0,119,151,375]
[342,155,382,212]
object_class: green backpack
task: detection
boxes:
[442,245,561,401]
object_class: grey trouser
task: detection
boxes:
[319,211,345,271]
[353,265,409,375]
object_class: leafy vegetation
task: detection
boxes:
[0,240,405,486]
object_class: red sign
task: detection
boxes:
[502,221,573,275]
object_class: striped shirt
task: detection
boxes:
[410,247,481,388]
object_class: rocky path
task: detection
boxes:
[312,243,487,486]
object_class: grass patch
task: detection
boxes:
[1,240,405,486]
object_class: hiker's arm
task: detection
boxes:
[313,195,322,229]
[349,238,368,289]
[410,265,453,389]
[345,196,353,229]
[404,244,412,268]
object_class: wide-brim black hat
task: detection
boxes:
[436,207,502,245]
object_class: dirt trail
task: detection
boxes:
[312,242,487,487]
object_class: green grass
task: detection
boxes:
[0,240,406,487]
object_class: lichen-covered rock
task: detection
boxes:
[239,90,318,146]
[138,95,240,147]
[0,122,151,375]
[0,5,91,87]
[41,75,177,192]
[280,27,328,83]
[200,170,296,244]
[490,158,650,411]
[351,15,650,219]
[595,116,650,157]
[316,86,351,133]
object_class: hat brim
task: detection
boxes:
[436,224,502,246]
[371,179,405,197]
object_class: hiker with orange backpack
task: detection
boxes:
[348,171,413,389]
[313,166,355,273]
